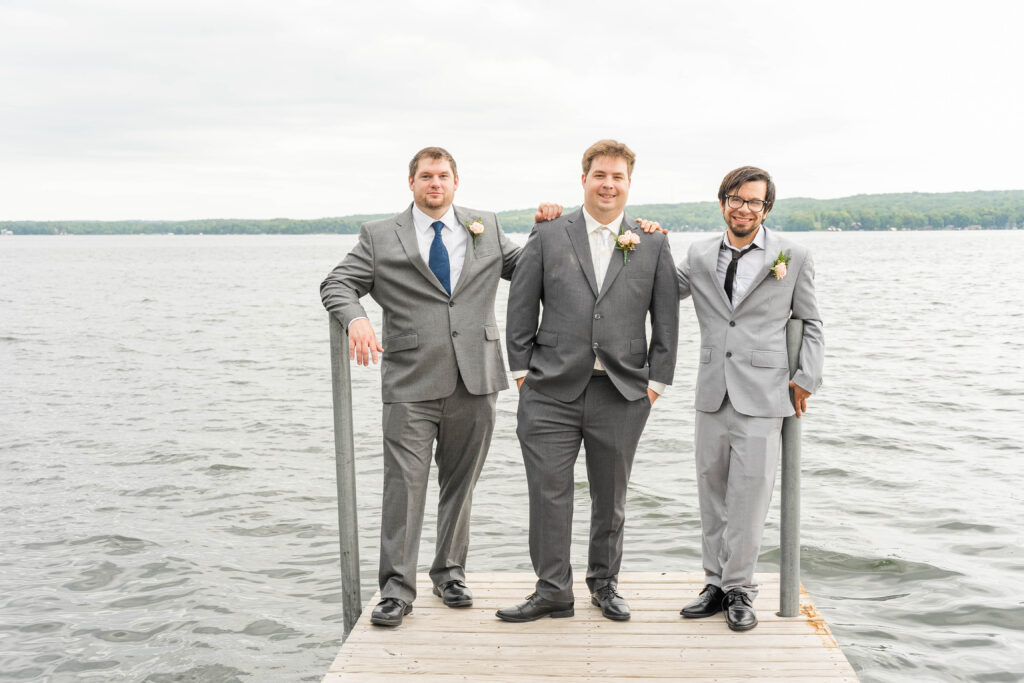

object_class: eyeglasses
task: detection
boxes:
[724,195,767,212]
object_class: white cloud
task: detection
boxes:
[0,0,1020,219]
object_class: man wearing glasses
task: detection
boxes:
[675,166,824,631]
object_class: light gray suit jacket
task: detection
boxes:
[321,203,520,403]
[506,209,679,403]
[677,227,824,418]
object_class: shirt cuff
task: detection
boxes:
[648,381,667,396]
[347,316,368,329]
[510,370,528,380]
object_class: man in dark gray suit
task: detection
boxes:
[321,147,557,627]
[676,166,824,631]
[497,140,679,623]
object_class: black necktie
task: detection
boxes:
[724,244,757,304]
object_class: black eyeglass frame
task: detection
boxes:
[724,194,768,212]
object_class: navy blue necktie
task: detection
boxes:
[428,220,451,295]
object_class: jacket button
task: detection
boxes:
[726,351,732,358]
[452,331,459,338]
[593,342,599,349]
[449,301,455,308]
[594,313,602,320]
[729,321,735,327]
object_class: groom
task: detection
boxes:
[498,140,679,622]
[676,166,824,631]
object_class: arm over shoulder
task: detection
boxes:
[496,214,522,281]
[505,224,544,372]
[648,235,680,386]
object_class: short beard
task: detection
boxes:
[728,220,760,239]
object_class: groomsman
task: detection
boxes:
[498,140,679,622]
[320,147,561,626]
[676,166,824,631]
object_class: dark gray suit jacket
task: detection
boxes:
[321,203,520,403]
[506,209,679,402]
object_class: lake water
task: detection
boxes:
[1,231,1022,682]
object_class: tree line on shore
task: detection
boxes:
[3,190,1021,235]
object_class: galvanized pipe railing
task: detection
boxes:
[779,318,804,617]
[328,314,362,639]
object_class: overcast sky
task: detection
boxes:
[1,1,1019,220]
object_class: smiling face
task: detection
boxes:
[721,179,769,242]
[582,155,631,223]
[409,156,458,218]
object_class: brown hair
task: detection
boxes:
[718,166,775,212]
[581,139,636,177]
[409,147,458,178]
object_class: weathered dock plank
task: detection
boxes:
[323,572,858,682]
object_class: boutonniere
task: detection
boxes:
[615,229,641,264]
[770,251,791,279]
[464,218,485,246]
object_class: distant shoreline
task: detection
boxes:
[3,227,1019,237]
[3,190,1021,235]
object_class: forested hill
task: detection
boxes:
[4,190,1021,235]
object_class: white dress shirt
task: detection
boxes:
[412,204,468,292]
[512,209,664,397]
[582,208,620,373]
[717,225,766,309]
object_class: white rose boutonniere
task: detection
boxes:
[615,229,641,264]
[771,251,791,279]
[465,218,485,246]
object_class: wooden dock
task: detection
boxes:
[322,572,858,682]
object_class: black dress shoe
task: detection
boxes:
[591,585,630,621]
[723,589,757,631]
[496,593,574,622]
[370,598,412,627]
[680,584,725,618]
[433,579,473,608]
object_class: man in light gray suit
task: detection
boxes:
[676,166,824,631]
[497,140,679,623]
[320,147,557,627]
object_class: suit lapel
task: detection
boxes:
[449,206,476,298]
[395,204,450,296]
[565,209,599,297]
[734,227,775,309]
[702,235,732,310]
[596,213,629,302]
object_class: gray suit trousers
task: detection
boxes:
[379,375,497,603]
[694,396,782,598]
[516,377,651,602]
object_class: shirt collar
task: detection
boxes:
[722,225,766,252]
[582,207,624,235]
[412,204,457,235]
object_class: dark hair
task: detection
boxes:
[409,147,457,178]
[718,166,775,212]
[582,139,636,177]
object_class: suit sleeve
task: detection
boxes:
[505,224,543,372]
[496,214,521,281]
[790,250,824,394]
[676,245,693,300]
[320,223,373,327]
[647,236,680,386]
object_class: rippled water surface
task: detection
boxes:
[2,231,1022,682]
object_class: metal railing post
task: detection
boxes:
[328,313,362,638]
[779,318,804,617]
